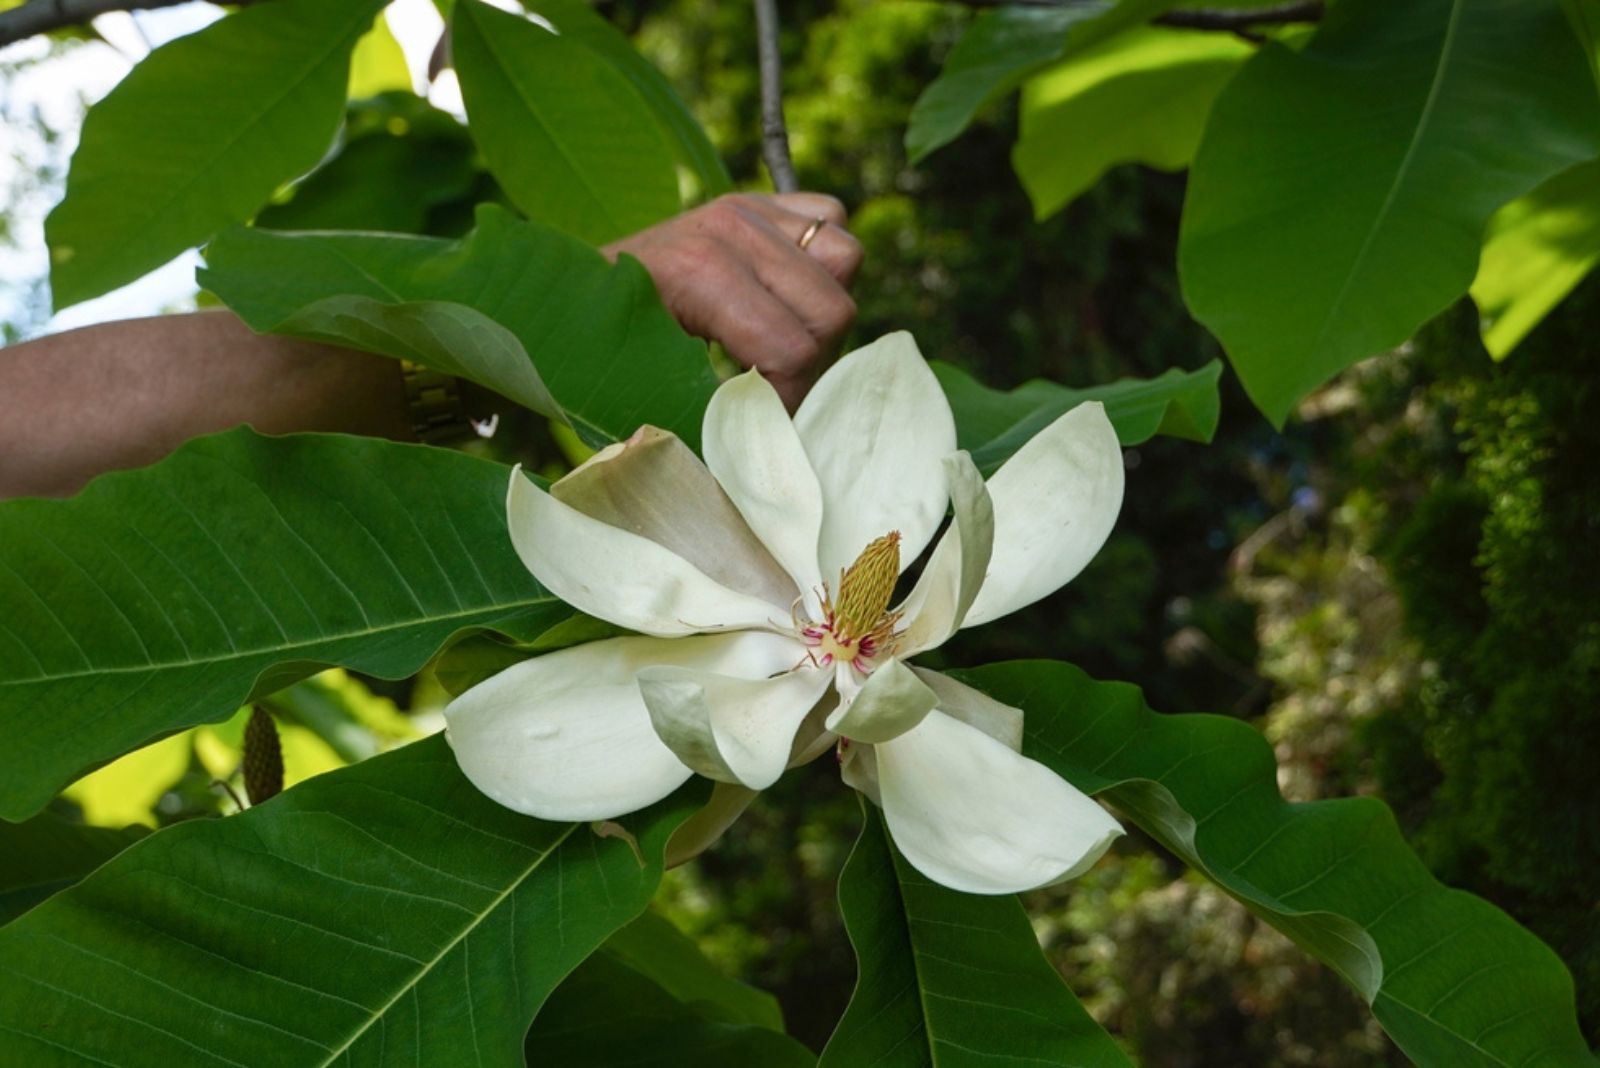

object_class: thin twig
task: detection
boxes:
[934,0,1324,29]
[0,0,189,49]
[1155,1,1322,32]
[753,0,798,194]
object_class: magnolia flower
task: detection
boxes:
[445,332,1126,894]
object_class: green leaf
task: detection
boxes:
[601,911,784,1031]
[202,205,718,448]
[1014,27,1251,221]
[0,736,702,1065]
[0,813,146,926]
[905,0,1175,164]
[347,11,412,100]
[933,360,1222,475]
[453,0,681,244]
[528,941,814,1067]
[1179,0,1600,426]
[256,95,479,235]
[0,429,569,821]
[820,803,1131,1068]
[961,660,1592,1067]
[1470,157,1600,359]
[524,0,732,201]
[45,0,385,310]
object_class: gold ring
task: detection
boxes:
[797,216,828,250]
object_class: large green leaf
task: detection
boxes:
[904,0,1175,164]
[524,0,732,201]
[1013,27,1251,221]
[0,429,568,820]
[453,0,681,245]
[45,0,384,310]
[202,205,718,448]
[933,360,1221,475]
[960,661,1592,1067]
[0,736,701,1065]
[820,803,1131,1068]
[0,813,146,926]
[1470,157,1600,359]
[256,95,479,235]
[602,911,785,1031]
[1179,0,1600,426]
[527,916,812,1066]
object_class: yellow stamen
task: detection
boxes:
[833,532,900,642]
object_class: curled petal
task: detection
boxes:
[825,658,938,744]
[874,710,1123,894]
[638,662,830,790]
[896,452,994,656]
[665,782,759,868]
[962,401,1124,628]
[508,468,783,638]
[794,332,957,580]
[553,426,798,608]
[911,667,1023,752]
[445,632,794,821]
[702,370,827,614]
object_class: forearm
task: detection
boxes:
[0,310,414,500]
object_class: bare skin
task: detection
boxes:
[0,193,862,501]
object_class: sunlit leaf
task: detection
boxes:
[60,732,192,829]
[348,11,412,99]
[524,0,732,201]
[1471,158,1600,359]
[45,0,385,309]
[961,660,1592,1066]
[820,803,1131,1067]
[0,737,704,1065]
[905,0,1175,164]
[1013,27,1251,220]
[1179,0,1600,425]
[0,430,569,820]
[453,0,681,244]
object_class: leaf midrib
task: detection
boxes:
[1305,0,1465,360]
[312,822,579,1066]
[0,594,560,686]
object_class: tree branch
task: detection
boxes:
[0,0,194,49]
[1154,1,1322,32]
[752,0,798,194]
[937,0,1324,29]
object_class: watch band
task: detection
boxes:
[400,360,471,444]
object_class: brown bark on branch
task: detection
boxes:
[0,0,194,48]
[937,0,1324,30]
[753,0,799,194]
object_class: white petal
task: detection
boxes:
[793,332,958,579]
[874,710,1123,894]
[508,467,783,637]
[896,452,994,656]
[637,663,830,790]
[702,370,827,614]
[553,426,797,608]
[911,668,1024,751]
[839,738,879,806]
[825,659,937,744]
[444,631,795,821]
[962,401,1124,628]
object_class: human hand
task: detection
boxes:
[601,192,863,409]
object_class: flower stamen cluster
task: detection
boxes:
[799,530,903,673]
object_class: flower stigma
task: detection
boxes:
[798,531,903,674]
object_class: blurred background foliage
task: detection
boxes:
[6,0,1596,1062]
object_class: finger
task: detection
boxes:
[725,195,865,287]
[767,192,848,227]
[661,237,822,408]
[728,209,859,349]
